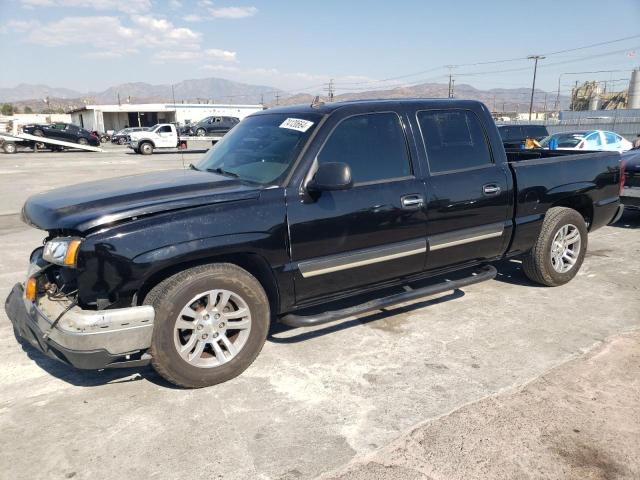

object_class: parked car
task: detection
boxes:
[193,116,239,136]
[111,127,148,145]
[22,123,100,146]
[540,130,632,152]
[621,149,640,211]
[6,99,624,388]
[497,124,549,149]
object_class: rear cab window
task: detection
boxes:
[317,112,412,184]
[417,109,493,174]
[523,125,548,138]
[497,125,523,141]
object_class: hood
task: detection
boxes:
[22,169,260,233]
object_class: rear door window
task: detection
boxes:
[318,112,412,184]
[417,110,493,173]
[604,132,618,144]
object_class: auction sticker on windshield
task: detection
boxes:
[279,118,314,132]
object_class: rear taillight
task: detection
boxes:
[619,160,626,196]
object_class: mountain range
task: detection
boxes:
[0,77,569,113]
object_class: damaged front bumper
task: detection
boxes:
[5,283,155,369]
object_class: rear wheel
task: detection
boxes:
[77,137,89,146]
[118,137,126,145]
[139,142,153,155]
[3,142,17,154]
[522,207,588,286]
[144,263,270,388]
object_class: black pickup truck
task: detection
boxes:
[5,99,624,388]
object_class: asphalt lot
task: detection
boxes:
[1,145,639,480]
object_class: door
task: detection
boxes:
[603,131,622,152]
[287,110,428,303]
[415,109,510,270]
[155,125,174,147]
[47,123,68,141]
[210,117,224,134]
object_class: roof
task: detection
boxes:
[68,103,263,114]
[256,98,487,116]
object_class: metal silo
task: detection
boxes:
[629,68,640,109]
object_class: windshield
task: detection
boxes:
[195,113,322,185]
[540,131,588,148]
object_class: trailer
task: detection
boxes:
[127,123,223,155]
[0,132,104,154]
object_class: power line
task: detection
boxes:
[325,34,640,92]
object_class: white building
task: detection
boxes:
[69,103,264,132]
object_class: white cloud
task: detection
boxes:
[182,5,258,21]
[200,64,241,73]
[153,48,236,63]
[19,0,152,14]
[209,6,258,19]
[9,15,205,54]
[183,14,202,22]
[168,0,182,8]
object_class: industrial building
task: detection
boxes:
[69,103,264,132]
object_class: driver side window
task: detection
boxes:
[317,112,412,184]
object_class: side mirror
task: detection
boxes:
[307,162,353,192]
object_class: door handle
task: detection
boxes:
[482,184,501,195]
[401,194,424,209]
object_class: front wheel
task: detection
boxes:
[196,128,206,137]
[77,137,89,145]
[522,207,588,286]
[139,142,153,155]
[3,142,17,154]
[144,263,270,388]
[118,137,126,145]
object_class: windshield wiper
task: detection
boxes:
[189,163,199,171]
[206,167,239,178]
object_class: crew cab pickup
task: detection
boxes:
[5,99,624,388]
[128,123,225,155]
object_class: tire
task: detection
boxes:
[522,207,588,286]
[77,137,89,145]
[196,128,206,137]
[33,129,44,137]
[3,142,17,154]
[118,137,126,145]
[144,263,270,388]
[139,142,153,155]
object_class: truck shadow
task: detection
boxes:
[609,209,640,229]
[268,289,465,344]
[13,332,174,388]
[491,258,544,288]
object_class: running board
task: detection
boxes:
[279,265,497,328]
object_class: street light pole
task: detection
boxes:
[527,55,545,121]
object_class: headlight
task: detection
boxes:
[43,237,82,267]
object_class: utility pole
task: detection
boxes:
[527,55,545,121]
[325,79,335,102]
[275,93,280,106]
[446,65,456,98]
[554,73,563,112]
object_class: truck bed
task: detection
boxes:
[506,148,621,255]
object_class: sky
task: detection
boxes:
[0,0,639,98]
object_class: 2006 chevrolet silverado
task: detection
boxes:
[5,99,624,388]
